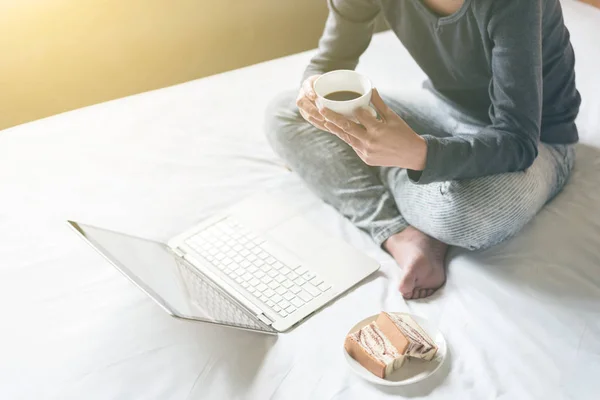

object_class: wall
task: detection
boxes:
[0,0,330,130]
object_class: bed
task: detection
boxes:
[1,1,599,399]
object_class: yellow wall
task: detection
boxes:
[0,0,329,130]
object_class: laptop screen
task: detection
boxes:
[68,222,273,333]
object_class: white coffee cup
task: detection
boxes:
[313,70,377,119]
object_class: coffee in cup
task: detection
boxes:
[313,70,377,119]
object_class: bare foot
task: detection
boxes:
[383,226,448,299]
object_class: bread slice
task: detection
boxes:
[344,322,405,378]
[376,312,438,361]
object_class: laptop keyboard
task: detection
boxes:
[185,218,332,318]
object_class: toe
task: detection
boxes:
[426,288,435,297]
[399,270,417,298]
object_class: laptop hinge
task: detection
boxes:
[257,313,274,325]
[172,247,187,258]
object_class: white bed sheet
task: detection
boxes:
[1,1,599,399]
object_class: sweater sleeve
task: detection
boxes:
[409,0,543,184]
[302,0,380,82]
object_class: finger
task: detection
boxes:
[354,107,380,129]
[319,107,367,139]
[324,122,361,147]
[370,88,394,119]
[297,97,324,121]
[307,116,328,131]
[302,75,319,101]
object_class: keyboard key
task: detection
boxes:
[282,280,294,289]
[258,251,269,260]
[226,250,237,258]
[310,276,324,286]
[291,298,304,308]
[294,277,306,286]
[279,299,291,309]
[239,260,250,267]
[266,257,276,265]
[268,270,278,278]
[256,283,268,292]
[285,269,296,278]
[302,282,321,297]
[271,294,282,303]
[303,271,316,281]
[318,282,332,292]
[266,300,275,308]
[251,247,262,255]
[260,294,269,303]
[283,292,294,301]
[247,254,257,262]
[244,241,255,250]
[263,289,275,298]
[242,273,253,281]
[280,267,291,275]
[215,253,225,261]
[297,290,313,303]
[230,271,238,278]
[233,255,243,263]
[247,266,258,274]
[261,275,273,285]
[273,304,281,312]
[241,282,249,288]
[239,237,248,244]
[273,261,284,270]
[295,266,307,275]
[278,310,288,317]
[275,275,286,283]
[268,280,279,290]
[223,268,232,275]
[248,287,256,294]
[275,286,287,295]
[235,267,245,275]
[235,276,244,284]
[290,285,301,294]
[222,258,233,266]
[254,259,265,267]
[254,271,266,279]
[259,263,271,271]
[285,304,296,313]
[240,249,250,257]
[233,245,243,252]
[249,278,260,286]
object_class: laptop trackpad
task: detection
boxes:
[264,216,330,258]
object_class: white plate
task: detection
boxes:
[343,312,447,386]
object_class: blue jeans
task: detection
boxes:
[264,88,575,250]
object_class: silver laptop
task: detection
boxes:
[68,192,379,334]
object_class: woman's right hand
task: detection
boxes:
[296,74,328,131]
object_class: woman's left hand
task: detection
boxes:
[319,89,428,171]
